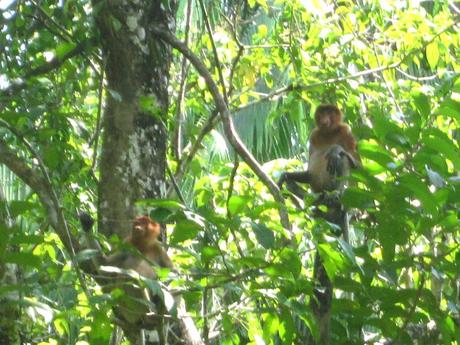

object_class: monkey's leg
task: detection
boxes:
[278,171,312,208]
[322,146,352,241]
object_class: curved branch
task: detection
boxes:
[152,27,291,232]
[0,138,75,249]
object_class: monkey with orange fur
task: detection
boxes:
[124,216,173,269]
[79,213,173,324]
[278,104,360,194]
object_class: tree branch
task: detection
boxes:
[0,138,74,249]
[236,61,401,111]
[172,0,193,161]
[152,27,291,233]
[0,40,90,99]
[199,0,228,104]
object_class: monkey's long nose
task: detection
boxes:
[320,117,330,127]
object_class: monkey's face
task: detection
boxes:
[132,216,160,240]
[316,110,341,132]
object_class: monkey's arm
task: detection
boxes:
[278,171,313,188]
[325,145,359,177]
[277,172,310,207]
[157,249,174,269]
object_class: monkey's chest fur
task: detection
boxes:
[308,145,352,193]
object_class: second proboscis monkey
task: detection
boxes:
[278,104,361,194]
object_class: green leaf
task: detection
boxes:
[227,195,250,216]
[279,248,302,278]
[9,231,45,245]
[110,15,122,31]
[201,246,220,263]
[4,252,41,269]
[399,175,438,214]
[139,95,161,117]
[425,166,445,188]
[263,313,279,340]
[170,219,201,244]
[43,146,60,169]
[9,201,37,217]
[342,187,375,209]
[138,199,185,209]
[423,133,460,170]
[55,42,77,59]
[142,277,163,298]
[149,208,173,222]
[251,222,275,249]
[89,311,113,343]
[318,243,346,280]
[412,91,431,118]
[426,42,439,70]
[279,308,295,344]
[438,99,460,122]
[107,89,122,102]
[359,142,395,167]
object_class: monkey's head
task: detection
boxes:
[132,216,160,241]
[315,104,343,133]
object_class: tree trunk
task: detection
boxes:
[91,2,203,344]
[92,0,174,237]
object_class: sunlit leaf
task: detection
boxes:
[228,195,250,216]
[426,42,439,70]
[170,219,202,244]
[412,91,431,118]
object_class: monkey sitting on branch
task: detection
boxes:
[278,104,361,237]
[79,212,203,345]
[278,105,361,344]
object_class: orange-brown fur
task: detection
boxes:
[307,104,360,192]
[124,216,173,269]
[310,105,359,160]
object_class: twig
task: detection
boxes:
[172,0,193,161]
[90,63,105,172]
[198,0,228,104]
[395,68,438,81]
[166,162,186,205]
[169,22,244,197]
[236,62,401,111]
[29,0,101,69]
[169,109,219,194]
[226,154,240,218]
[371,43,404,117]
[393,274,426,343]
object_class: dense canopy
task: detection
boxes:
[0,0,459,344]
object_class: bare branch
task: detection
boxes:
[236,61,401,111]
